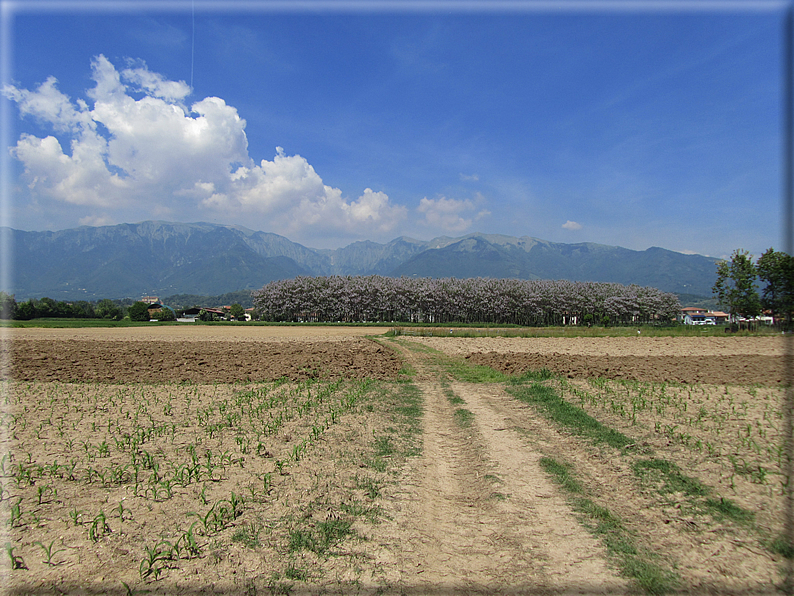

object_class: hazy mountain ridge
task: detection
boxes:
[4,221,720,300]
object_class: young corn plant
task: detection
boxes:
[88,512,111,542]
[5,544,27,570]
[139,540,174,581]
[34,540,66,566]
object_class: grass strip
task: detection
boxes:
[540,457,678,595]
[453,408,474,428]
[632,459,708,497]
[509,382,634,450]
[633,459,754,524]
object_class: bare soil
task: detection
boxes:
[4,327,400,383]
[408,336,788,385]
[0,328,787,595]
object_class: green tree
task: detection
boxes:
[152,307,176,321]
[713,249,761,327]
[0,292,16,320]
[229,303,246,321]
[198,309,219,322]
[95,298,122,320]
[69,301,95,318]
[128,301,150,322]
[14,300,34,320]
[756,248,794,327]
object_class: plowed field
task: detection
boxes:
[0,327,788,595]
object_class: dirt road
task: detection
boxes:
[374,342,629,594]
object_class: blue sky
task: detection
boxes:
[0,1,786,258]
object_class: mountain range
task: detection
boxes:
[4,221,720,301]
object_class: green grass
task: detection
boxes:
[509,382,634,450]
[3,318,163,328]
[445,360,511,383]
[632,459,708,497]
[392,383,423,437]
[540,457,678,595]
[703,497,755,524]
[288,518,354,555]
[231,522,262,549]
[632,459,754,524]
[453,408,474,428]
[770,534,794,559]
[537,457,584,494]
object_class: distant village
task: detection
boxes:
[679,306,774,326]
[140,297,254,322]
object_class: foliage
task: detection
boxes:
[95,298,123,320]
[128,301,150,322]
[9,296,130,321]
[151,307,176,322]
[164,290,255,309]
[198,309,219,322]
[0,292,16,319]
[254,276,681,326]
[712,249,761,323]
[755,248,794,325]
[229,303,246,320]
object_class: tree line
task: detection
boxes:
[0,295,134,321]
[0,294,251,322]
[253,276,681,326]
[713,248,794,327]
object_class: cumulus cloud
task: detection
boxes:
[417,196,489,233]
[4,55,405,239]
[562,220,582,230]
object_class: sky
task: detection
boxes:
[0,0,787,258]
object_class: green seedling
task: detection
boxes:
[9,498,22,528]
[68,507,84,526]
[5,544,27,570]
[37,484,57,505]
[177,521,202,558]
[139,540,174,580]
[89,512,110,542]
[117,500,132,521]
[34,540,66,566]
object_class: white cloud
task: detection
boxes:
[121,60,191,102]
[417,196,488,233]
[562,220,582,230]
[459,173,479,182]
[3,76,91,133]
[5,55,405,240]
[78,214,115,227]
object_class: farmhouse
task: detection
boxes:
[681,308,730,325]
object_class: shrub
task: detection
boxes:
[152,308,176,322]
[128,301,150,322]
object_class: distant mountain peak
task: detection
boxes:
[5,221,719,300]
